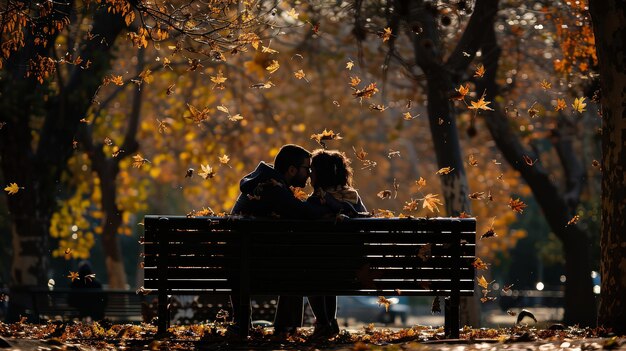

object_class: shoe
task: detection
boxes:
[309,322,339,341]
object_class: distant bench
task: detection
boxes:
[143,216,476,338]
[11,287,146,323]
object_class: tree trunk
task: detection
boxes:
[0,1,126,317]
[478,18,596,326]
[588,0,626,334]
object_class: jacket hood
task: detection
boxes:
[239,161,285,193]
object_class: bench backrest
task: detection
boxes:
[143,216,476,297]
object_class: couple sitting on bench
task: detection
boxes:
[230,144,368,340]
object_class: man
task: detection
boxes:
[230,144,338,337]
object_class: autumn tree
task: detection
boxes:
[0,0,281,316]
[588,0,626,335]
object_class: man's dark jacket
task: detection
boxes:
[231,161,332,218]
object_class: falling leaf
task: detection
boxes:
[138,69,154,84]
[68,271,80,282]
[369,104,386,111]
[523,155,538,166]
[286,8,299,19]
[502,284,514,293]
[472,257,490,270]
[349,76,361,87]
[294,69,306,80]
[377,190,392,199]
[261,45,279,54]
[555,98,567,111]
[346,60,354,70]
[372,209,395,218]
[216,105,229,114]
[469,192,485,200]
[228,114,243,122]
[415,177,427,190]
[436,167,454,175]
[380,27,392,42]
[421,193,443,213]
[476,275,494,289]
[452,84,470,101]
[540,80,551,90]
[210,71,227,89]
[481,228,497,239]
[480,296,497,303]
[377,296,392,311]
[468,154,478,166]
[166,84,175,95]
[474,64,485,78]
[218,154,230,165]
[311,129,343,146]
[64,248,72,255]
[185,103,210,123]
[566,214,580,226]
[388,150,400,158]
[403,199,419,212]
[4,183,20,195]
[132,154,150,168]
[266,60,280,74]
[507,310,517,316]
[431,296,441,314]
[438,118,445,125]
[198,164,216,179]
[572,97,587,113]
[509,198,527,213]
[84,273,96,282]
[185,168,194,178]
[527,102,540,118]
[353,82,378,99]
[353,146,368,161]
[468,96,494,111]
[104,137,113,146]
[250,81,275,89]
[403,112,418,120]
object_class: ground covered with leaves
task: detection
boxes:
[0,321,623,351]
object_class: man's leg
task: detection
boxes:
[273,295,303,333]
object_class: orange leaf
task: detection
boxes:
[421,193,443,213]
[508,198,527,213]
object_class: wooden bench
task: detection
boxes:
[11,287,146,323]
[143,215,476,338]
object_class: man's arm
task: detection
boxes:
[264,186,335,219]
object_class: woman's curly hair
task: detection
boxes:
[311,149,354,188]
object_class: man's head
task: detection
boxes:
[274,144,312,188]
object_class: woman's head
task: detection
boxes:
[311,149,353,189]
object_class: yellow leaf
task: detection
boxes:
[286,8,299,19]
[468,96,494,111]
[435,167,454,175]
[476,275,494,289]
[68,271,80,282]
[403,112,418,120]
[540,79,551,90]
[346,60,354,70]
[553,98,566,112]
[228,114,243,122]
[216,105,229,114]
[294,69,306,80]
[211,70,227,86]
[352,82,378,99]
[132,154,150,168]
[452,84,470,100]
[349,76,361,87]
[415,177,426,190]
[421,193,443,213]
[572,97,587,113]
[474,64,485,78]
[472,258,490,270]
[198,164,216,179]
[381,27,392,42]
[138,69,153,84]
[4,183,20,195]
[377,296,392,311]
[261,45,279,54]
[218,154,230,164]
[266,60,280,74]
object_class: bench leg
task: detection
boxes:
[444,295,460,338]
[157,292,169,335]
[235,293,250,340]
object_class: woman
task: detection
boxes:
[306,149,368,339]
